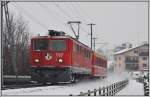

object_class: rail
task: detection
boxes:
[70,79,129,96]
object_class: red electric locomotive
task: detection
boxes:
[30,30,107,84]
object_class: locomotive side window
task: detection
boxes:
[33,39,49,50]
[50,40,66,51]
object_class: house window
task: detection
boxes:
[143,64,147,67]
[135,64,138,68]
[134,50,138,54]
[143,57,147,60]
[119,57,121,60]
[119,64,121,67]
[130,57,133,60]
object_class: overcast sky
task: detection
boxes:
[8,1,148,49]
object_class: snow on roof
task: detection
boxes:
[114,48,132,55]
[114,43,148,55]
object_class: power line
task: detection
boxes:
[61,2,80,20]
[71,2,90,23]
[52,2,89,37]
[76,2,94,22]
[70,2,88,23]
[37,2,65,25]
[59,2,91,34]
[53,2,73,20]
[69,2,96,35]
[12,3,48,30]
[70,3,94,36]
[13,2,92,43]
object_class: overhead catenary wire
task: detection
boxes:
[62,2,91,33]
[12,2,48,30]
[76,2,94,23]
[69,2,91,33]
[70,2,89,24]
[13,2,88,36]
[12,2,93,41]
[63,3,90,33]
[68,2,96,35]
[51,2,90,35]
[53,2,74,20]
[37,2,88,34]
[60,2,79,20]
[40,1,91,34]
[37,2,66,25]
[62,2,88,24]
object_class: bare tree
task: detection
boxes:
[3,12,31,76]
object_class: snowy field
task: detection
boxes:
[2,73,144,96]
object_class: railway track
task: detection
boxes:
[2,82,48,90]
[2,80,76,90]
[2,77,103,90]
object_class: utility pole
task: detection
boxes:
[87,23,96,50]
[1,1,4,88]
[1,1,10,88]
[67,21,81,40]
[92,37,97,52]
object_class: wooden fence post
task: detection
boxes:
[112,83,115,96]
[88,90,91,96]
[94,89,97,96]
[78,79,129,96]
[109,85,112,95]
[106,86,109,96]
[80,92,84,96]
[113,83,117,95]
[144,82,149,96]
[69,94,72,96]
[116,82,118,93]
[102,87,105,96]
[120,81,122,90]
[99,87,101,96]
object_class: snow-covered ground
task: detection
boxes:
[2,72,144,96]
[117,79,144,96]
[2,73,128,96]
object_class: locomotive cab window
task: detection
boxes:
[50,40,66,51]
[33,39,49,50]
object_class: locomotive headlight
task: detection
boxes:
[58,58,63,63]
[35,59,39,62]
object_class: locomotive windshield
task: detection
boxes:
[33,39,49,50]
[50,40,66,51]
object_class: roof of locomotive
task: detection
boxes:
[31,34,93,51]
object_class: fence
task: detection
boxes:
[144,81,149,96]
[136,76,149,96]
[70,79,129,96]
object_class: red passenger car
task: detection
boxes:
[30,30,107,84]
[92,52,107,78]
